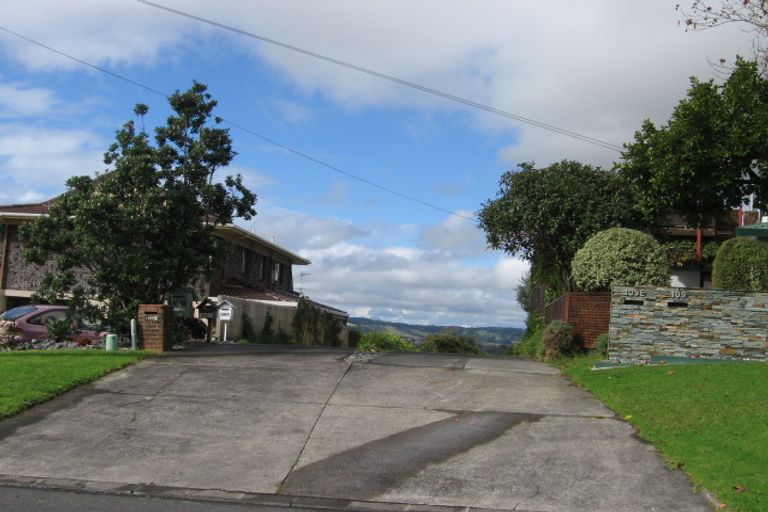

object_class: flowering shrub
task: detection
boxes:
[0,320,22,348]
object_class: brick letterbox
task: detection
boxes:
[137,304,174,352]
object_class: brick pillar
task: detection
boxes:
[138,304,174,352]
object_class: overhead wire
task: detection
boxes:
[0,24,476,221]
[137,0,625,153]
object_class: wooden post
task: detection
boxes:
[695,227,703,262]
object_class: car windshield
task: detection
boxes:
[0,306,38,321]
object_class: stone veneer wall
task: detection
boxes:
[609,286,768,362]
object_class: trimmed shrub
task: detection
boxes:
[420,332,484,355]
[542,320,574,360]
[712,237,768,291]
[572,227,670,292]
[357,331,415,352]
[595,332,610,357]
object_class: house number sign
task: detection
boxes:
[624,288,687,298]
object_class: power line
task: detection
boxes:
[137,0,624,153]
[0,25,475,221]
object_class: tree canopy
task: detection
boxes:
[22,82,256,334]
[619,59,768,227]
[680,1,768,68]
[478,160,647,291]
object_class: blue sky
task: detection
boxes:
[0,1,753,327]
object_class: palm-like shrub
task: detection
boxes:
[572,227,670,292]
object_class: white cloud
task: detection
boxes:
[0,125,104,186]
[0,0,194,70]
[240,207,370,250]
[191,0,752,166]
[0,82,57,118]
[419,210,485,258]
[273,99,313,124]
[256,208,529,327]
[1,1,755,168]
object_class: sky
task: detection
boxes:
[0,1,755,327]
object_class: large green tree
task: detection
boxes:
[478,160,648,292]
[619,59,768,231]
[22,82,256,334]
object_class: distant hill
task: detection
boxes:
[348,317,524,355]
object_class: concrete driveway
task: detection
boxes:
[0,345,714,511]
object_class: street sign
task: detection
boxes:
[219,305,232,321]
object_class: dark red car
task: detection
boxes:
[0,305,106,343]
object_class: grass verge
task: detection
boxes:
[0,350,151,419]
[557,354,768,512]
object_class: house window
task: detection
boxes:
[273,262,281,283]
[241,249,248,274]
[256,256,264,280]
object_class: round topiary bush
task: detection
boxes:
[571,227,670,292]
[712,237,768,291]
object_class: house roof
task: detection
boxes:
[736,222,768,238]
[0,198,309,266]
[214,224,310,265]
[218,285,348,318]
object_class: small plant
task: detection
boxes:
[542,320,575,360]
[275,328,292,344]
[173,317,208,343]
[261,311,274,337]
[183,318,208,339]
[242,313,256,341]
[420,332,484,355]
[595,333,610,357]
[507,314,545,360]
[46,317,73,343]
[357,331,415,352]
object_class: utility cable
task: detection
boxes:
[137,0,624,153]
[0,24,475,221]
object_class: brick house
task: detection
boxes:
[0,199,348,343]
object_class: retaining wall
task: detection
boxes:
[609,286,768,362]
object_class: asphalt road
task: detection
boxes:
[0,345,715,511]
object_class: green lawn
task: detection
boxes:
[558,355,768,512]
[0,350,151,419]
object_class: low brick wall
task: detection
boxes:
[609,286,768,362]
[545,292,611,349]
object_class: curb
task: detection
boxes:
[0,474,511,512]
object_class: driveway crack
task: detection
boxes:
[276,360,352,493]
